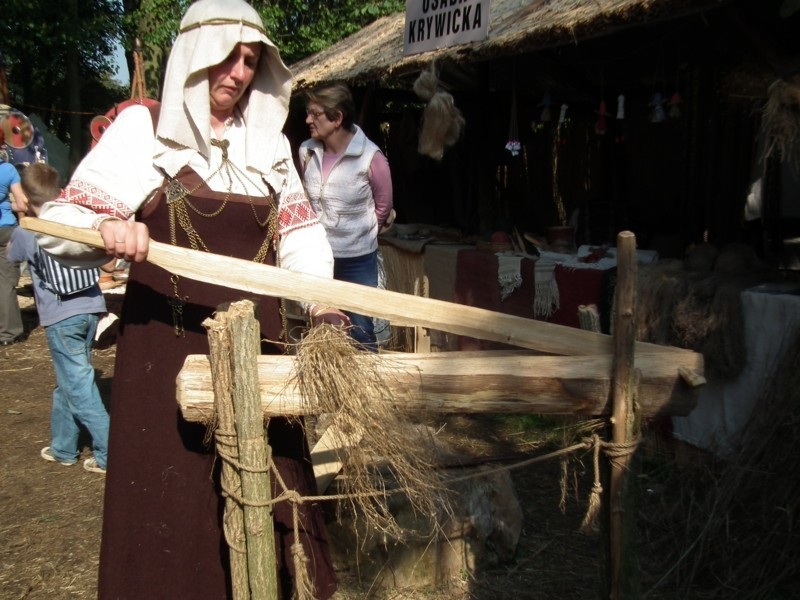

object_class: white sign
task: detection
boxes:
[403,0,490,57]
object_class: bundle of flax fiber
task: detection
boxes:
[293,325,450,537]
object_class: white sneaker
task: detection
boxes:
[83,457,107,474]
[40,446,76,466]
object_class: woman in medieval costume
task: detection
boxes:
[35,0,344,597]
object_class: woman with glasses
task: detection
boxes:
[35,1,344,597]
[299,82,394,351]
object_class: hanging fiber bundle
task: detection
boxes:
[413,64,465,161]
[763,77,800,167]
[293,325,450,538]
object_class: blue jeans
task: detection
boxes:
[334,250,378,351]
[45,313,109,468]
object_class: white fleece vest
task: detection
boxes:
[300,125,381,258]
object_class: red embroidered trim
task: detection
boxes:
[279,192,319,234]
[59,180,134,221]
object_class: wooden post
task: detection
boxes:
[176,350,704,422]
[211,300,279,598]
[608,231,639,599]
[204,312,250,599]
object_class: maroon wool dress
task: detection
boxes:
[97,168,337,599]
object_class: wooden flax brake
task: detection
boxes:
[21,218,706,496]
[20,216,698,358]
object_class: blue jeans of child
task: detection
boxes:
[45,313,109,468]
[334,250,378,352]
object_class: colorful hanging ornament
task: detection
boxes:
[538,91,552,123]
[594,100,610,135]
[649,92,666,123]
[505,140,521,156]
[505,82,521,157]
[668,91,682,118]
[558,103,569,125]
[614,94,626,144]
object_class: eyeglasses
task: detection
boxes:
[306,108,326,120]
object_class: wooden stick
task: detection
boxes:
[678,366,707,388]
[20,217,690,357]
[608,231,639,600]
[176,350,703,423]
[310,420,365,494]
[225,301,278,598]
[204,311,250,599]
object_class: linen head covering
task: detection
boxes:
[154,0,292,177]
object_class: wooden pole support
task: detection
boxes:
[608,231,639,600]
[204,311,250,599]
[221,300,279,598]
[176,349,703,423]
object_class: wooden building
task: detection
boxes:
[288,0,799,263]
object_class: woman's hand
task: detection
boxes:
[98,219,150,263]
[308,305,352,329]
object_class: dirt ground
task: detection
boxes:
[0,277,702,600]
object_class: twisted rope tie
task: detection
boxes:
[214,426,640,597]
[580,434,641,533]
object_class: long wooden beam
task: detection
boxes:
[22,217,690,357]
[176,350,703,423]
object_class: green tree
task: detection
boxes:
[122,0,405,90]
[1,0,128,168]
[258,0,405,65]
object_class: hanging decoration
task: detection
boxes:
[668,39,683,119]
[539,90,553,123]
[505,74,521,156]
[594,100,610,135]
[649,92,666,123]
[90,39,159,148]
[0,106,47,166]
[594,69,608,135]
[614,94,626,144]
[413,63,465,161]
[551,108,569,227]
[558,103,569,125]
[616,94,625,120]
[649,41,668,124]
[668,92,683,118]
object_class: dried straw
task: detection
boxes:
[378,244,428,352]
[763,77,800,168]
[293,325,450,538]
[635,245,786,380]
[413,65,465,161]
[642,329,800,599]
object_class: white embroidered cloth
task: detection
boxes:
[534,256,560,317]
[497,254,523,300]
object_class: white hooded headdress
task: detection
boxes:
[154,0,292,178]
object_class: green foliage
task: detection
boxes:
[124,0,188,50]
[257,0,405,65]
[126,0,405,71]
[1,0,127,145]
[0,0,404,156]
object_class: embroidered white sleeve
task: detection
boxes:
[37,106,162,261]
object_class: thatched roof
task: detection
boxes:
[290,0,730,89]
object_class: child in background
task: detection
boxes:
[7,163,113,473]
